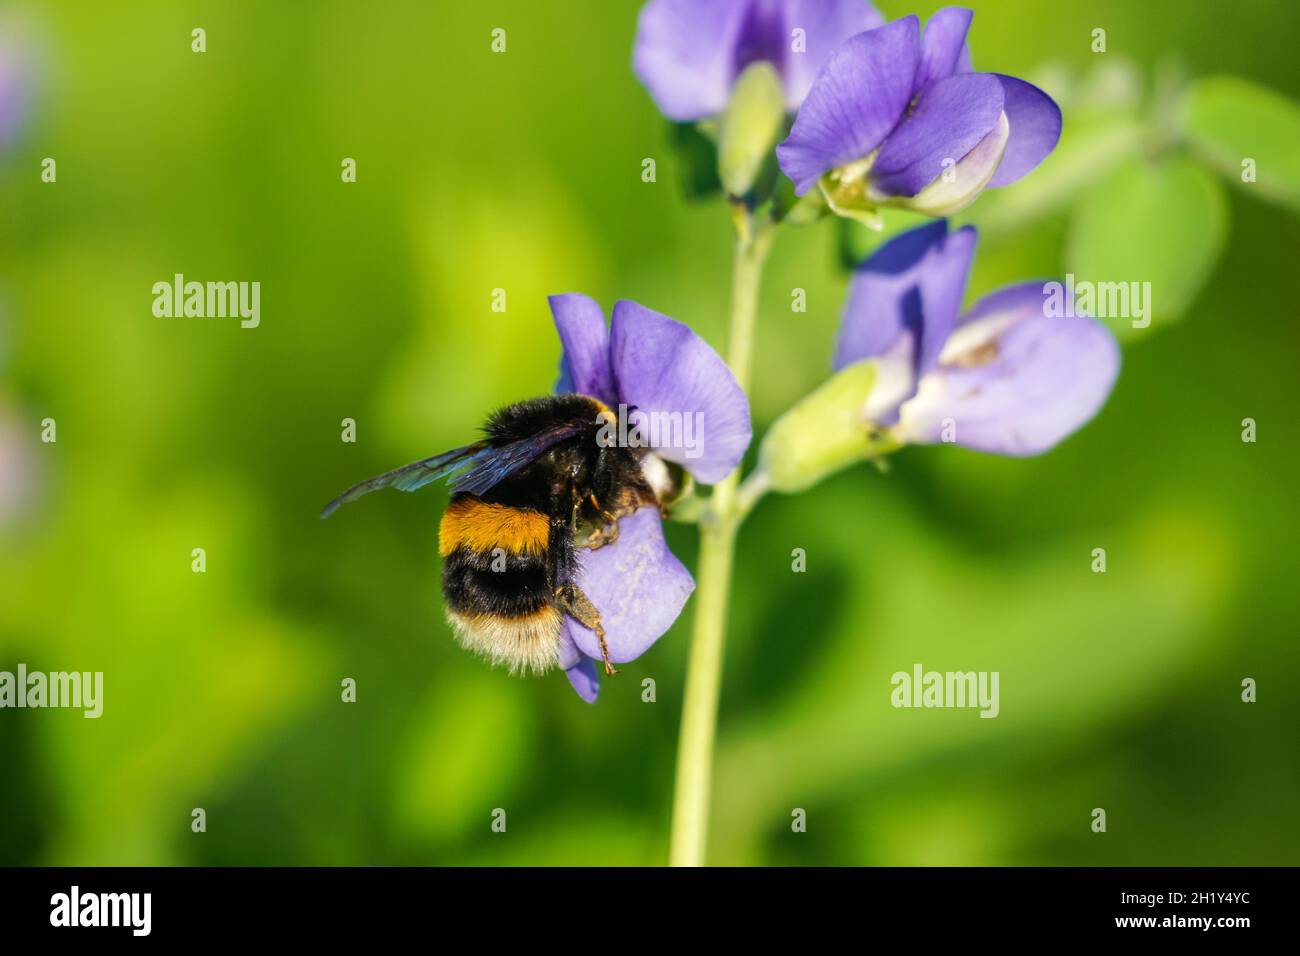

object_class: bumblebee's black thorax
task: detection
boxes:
[480,394,653,527]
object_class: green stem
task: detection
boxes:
[734,468,771,521]
[668,513,736,867]
[668,215,772,867]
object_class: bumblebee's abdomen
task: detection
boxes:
[441,542,552,617]
[439,495,560,673]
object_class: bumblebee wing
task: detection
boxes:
[320,441,489,518]
[320,421,586,518]
[450,421,586,496]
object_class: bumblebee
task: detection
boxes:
[322,394,668,676]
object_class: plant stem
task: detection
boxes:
[734,468,771,521]
[668,512,736,867]
[668,216,772,867]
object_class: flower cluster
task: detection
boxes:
[636,3,1059,225]
[423,2,1114,702]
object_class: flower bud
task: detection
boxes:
[759,360,898,493]
[717,62,785,198]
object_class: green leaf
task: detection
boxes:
[1179,75,1300,212]
[960,113,1143,241]
[960,58,1144,242]
[1065,156,1227,341]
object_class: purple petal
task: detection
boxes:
[915,226,978,377]
[945,280,1050,348]
[732,0,787,80]
[557,631,601,703]
[957,45,973,74]
[835,221,977,390]
[986,74,1062,188]
[898,282,1120,455]
[564,660,600,703]
[633,0,751,122]
[885,112,1008,215]
[549,293,615,402]
[778,0,885,110]
[556,628,585,670]
[916,6,973,92]
[776,16,920,196]
[860,335,919,425]
[836,221,945,368]
[562,508,694,664]
[608,299,751,484]
[871,72,1004,197]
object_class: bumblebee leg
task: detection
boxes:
[555,583,617,676]
[584,511,622,550]
[569,489,583,534]
[581,486,662,550]
[583,492,655,549]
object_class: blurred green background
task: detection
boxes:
[1,0,1297,866]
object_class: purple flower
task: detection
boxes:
[836,221,1119,456]
[777,9,1061,220]
[634,0,883,122]
[549,295,752,701]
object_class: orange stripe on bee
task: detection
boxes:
[587,396,615,424]
[438,497,550,557]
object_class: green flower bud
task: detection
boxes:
[758,360,900,494]
[717,62,785,198]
